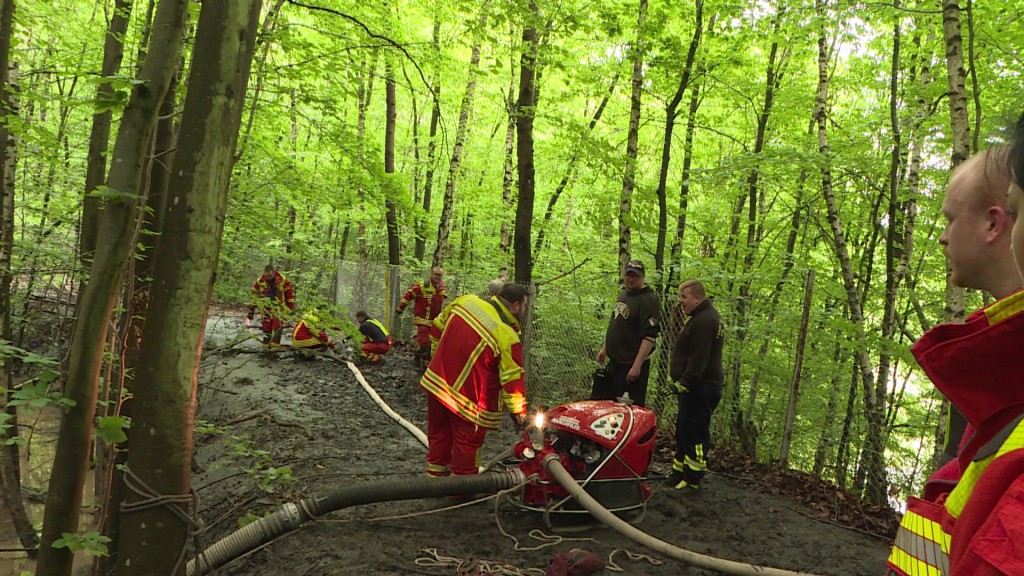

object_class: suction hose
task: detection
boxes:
[542,454,824,576]
[186,468,526,576]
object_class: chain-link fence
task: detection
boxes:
[330,259,685,429]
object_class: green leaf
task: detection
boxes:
[95,415,130,444]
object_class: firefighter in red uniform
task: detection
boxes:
[395,266,446,366]
[420,283,529,477]
[887,123,1024,575]
[248,265,296,345]
[291,311,334,350]
[355,311,391,365]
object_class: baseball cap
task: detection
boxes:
[624,259,645,275]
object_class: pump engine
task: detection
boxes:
[512,400,657,523]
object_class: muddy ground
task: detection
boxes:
[186,311,896,576]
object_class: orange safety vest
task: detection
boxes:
[887,415,1024,575]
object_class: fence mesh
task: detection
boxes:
[329,259,685,431]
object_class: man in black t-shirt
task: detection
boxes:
[593,259,661,406]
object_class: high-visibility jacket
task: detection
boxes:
[360,318,389,343]
[251,271,296,315]
[888,290,1024,576]
[292,313,332,348]
[420,295,527,429]
[397,277,446,327]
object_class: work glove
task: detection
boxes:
[246,308,255,320]
[394,308,403,316]
[513,412,529,433]
[670,381,689,394]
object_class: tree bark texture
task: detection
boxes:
[941,0,968,324]
[80,0,132,265]
[617,0,646,272]
[99,61,180,576]
[0,0,35,553]
[115,2,262,574]
[513,1,539,284]
[654,0,702,273]
[534,73,618,259]
[415,18,441,263]
[813,0,887,505]
[433,13,485,267]
[500,81,515,259]
[36,2,188,575]
[385,59,400,266]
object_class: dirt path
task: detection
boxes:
[191,315,893,576]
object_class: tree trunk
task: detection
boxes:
[35,2,188,575]
[0,0,34,552]
[499,81,515,262]
[727,12,785,453]
[653,0,702,272]
[384,59,400,266]
[744,167,807,436]
[80,0,133,265]
[98,60,180,576]
[666,71,702,289]
[812,334,846,477]
[235,0,286,163]
[617,0,647,271]
[513,1,539,284]
[433,12,486,267]
[415,17,441,263]
[115,2,262,574]
[941,0,969,324]
[534,73,619,258]
[814,0,886,504]
[779,270,813,468]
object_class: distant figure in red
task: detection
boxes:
[248,265,296,345]
[292,311,334,350]
[355,311,391,365]
[395,266,446,365]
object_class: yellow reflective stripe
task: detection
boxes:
[949,418,1024,517]
[672,459,685,472]
[982,289,1024,324]
[427,463,450,477]
[414,317,432,326]
[502,391,526,415]
[888,509,948,575]
[367,318,389,337]
[684,454,707,472]
[454,303,500,350]
[420,366,502,428]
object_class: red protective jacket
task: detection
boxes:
[397,277,446,327]
[888,290,1024,575]
[251,271,296,316]
[292,318,332,349]
[420,295,527,429]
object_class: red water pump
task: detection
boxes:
[512,399,657,523]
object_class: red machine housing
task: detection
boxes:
[514,400,657,518]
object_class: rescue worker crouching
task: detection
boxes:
[291,311,335,351]
[355,311,392,365]
[421,283,530,477]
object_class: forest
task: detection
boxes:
[0,0,1021,574]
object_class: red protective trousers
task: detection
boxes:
[426,394,487,476]
[361,340,392,364]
